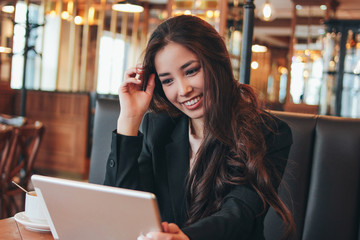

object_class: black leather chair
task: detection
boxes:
[264,111,360,240]
[89,98,360,240]
[89,98,119,185]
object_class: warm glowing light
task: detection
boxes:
[251,61,259,69]
[2,5,14,13]
[206,10,214,18]
[278,66,288,75]
[67,1,74,15]
[112,2,144,13]
[0,46,12,54]
[194,0,201,8]
[214,10,220,18]
[304,49,311,56]
[88,7,95,24]
[61,11,70,20]
[74,16,83,25]
[252,44,268,53]
[262,3,272,20]
[259,0,275,21]
[303,70,309,78]
[49,10,57,17]
[184,10,192,15]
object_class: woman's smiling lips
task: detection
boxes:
[181,95,203,110]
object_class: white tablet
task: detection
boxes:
[31,174,163,240]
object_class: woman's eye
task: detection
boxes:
[186,67,201,76]
[161,79,173,85]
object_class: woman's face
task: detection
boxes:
[154,42,204,120]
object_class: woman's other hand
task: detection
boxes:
[117,65,155,136]
[138,222,189,240]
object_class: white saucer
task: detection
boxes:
[14,212,51,232]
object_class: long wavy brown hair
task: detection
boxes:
[142,15,295,238]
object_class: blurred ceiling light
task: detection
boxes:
[112,0,144,13]
[206,10,214,18]
[252,44,268,53]
[259,0,275,21]
[49,10,57,17]
[296,5,302,10]
[251,61,259,69]
[320,5,327,10]
[278,66,288,75]
[0,46,12,54]
[74,16,83,25]
[67,1,74,15]
[61,11,70,20]
[2,5,14,13]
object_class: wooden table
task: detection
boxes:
[0,217,53,240]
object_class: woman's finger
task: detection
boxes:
[167,223,181,234]
[124,66,137,78]
[145,73,156,95]
[162,222,169,233]
[121,77,141,86]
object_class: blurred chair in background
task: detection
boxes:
[0,124,14,218]
[0,121,45,218]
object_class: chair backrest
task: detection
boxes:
[264,111,317,240]
[265,111,360,240]
[0,124,14,178]
[89,98,120,184]
[2,121,45,190]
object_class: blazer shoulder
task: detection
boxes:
[140,112,184,141]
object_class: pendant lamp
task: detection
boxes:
[112,0,144,13]
[259,0,275,21]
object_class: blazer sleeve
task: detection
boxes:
[182,117,293,240]
[103,113,155,192]
[182,185,265,240]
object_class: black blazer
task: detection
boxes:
[104,112,292,240]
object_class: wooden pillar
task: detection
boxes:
[79,0,90,91]
[93,0,106,90]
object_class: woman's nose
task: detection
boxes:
[178,80,192,96]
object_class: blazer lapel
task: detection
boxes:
[165,115,189,226]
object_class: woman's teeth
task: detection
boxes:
[184,96,201,106]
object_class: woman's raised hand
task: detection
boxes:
[117,65,155,136]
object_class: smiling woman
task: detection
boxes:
[104,15,295,240]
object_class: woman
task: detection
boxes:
[104,15,295,240]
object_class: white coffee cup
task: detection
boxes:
[24,191,47,224]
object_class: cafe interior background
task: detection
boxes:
[0,0,359,217]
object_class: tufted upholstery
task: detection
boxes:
[89,98,360,240]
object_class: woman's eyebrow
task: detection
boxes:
[180,60,199,70]
[158,72,169,77]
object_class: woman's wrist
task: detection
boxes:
[117,115,142,136]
